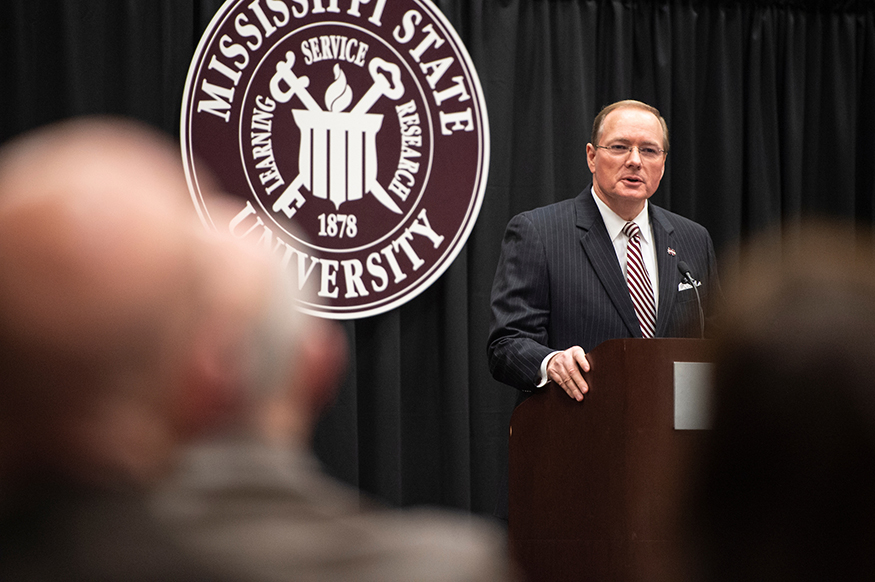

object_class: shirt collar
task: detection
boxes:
[590,187,651,243]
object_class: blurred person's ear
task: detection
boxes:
[174,327,247,439]
[296,318,347,418]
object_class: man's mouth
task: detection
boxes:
[621,175,644,185]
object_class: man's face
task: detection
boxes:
[586,107,666,220]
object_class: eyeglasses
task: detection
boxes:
[594,144,666,161]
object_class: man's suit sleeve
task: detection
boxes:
[487,212,555,392]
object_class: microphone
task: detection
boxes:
[677,261,705,339]
[677,261,696,285]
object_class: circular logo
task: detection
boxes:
[181,0,489,319]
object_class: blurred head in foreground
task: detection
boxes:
[0,117,209,487]
[178,200,344,450]
[684,220,875,580]
[0,116,341,491]
[0,117,302,581]
[0,116,513,582]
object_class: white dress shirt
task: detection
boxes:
[536,188,660,386]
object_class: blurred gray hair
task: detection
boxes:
[238,258,311,404]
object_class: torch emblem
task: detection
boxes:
[268,51,405,217]
[182,0,489,319]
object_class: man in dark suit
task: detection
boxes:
[488,99,721,401]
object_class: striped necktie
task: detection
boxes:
[623,221,656,338]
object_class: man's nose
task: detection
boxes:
[626,147,643,165]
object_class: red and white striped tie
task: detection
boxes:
[623,221,656,338]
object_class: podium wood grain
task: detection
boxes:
[508,338,715,581]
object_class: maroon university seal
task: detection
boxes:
[181,0,489,318]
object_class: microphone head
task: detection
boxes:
[677,261,692,276]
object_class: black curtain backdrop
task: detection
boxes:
[3,0,875,516]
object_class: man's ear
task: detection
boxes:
[586,143,597,173]
[174,327,245,438]
[295,319,348,416]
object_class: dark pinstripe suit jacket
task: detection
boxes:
[487,187,722,392]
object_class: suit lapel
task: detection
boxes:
[574,191,641,337]
[651,207,678,337]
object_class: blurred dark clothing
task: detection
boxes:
[152,440,517,582]
[1,477,236,582]
[681,222,875,581]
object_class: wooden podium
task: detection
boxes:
[508,338,715,582]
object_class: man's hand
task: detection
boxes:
[546,346,590,401]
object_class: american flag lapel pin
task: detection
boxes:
[667,247,676,256]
